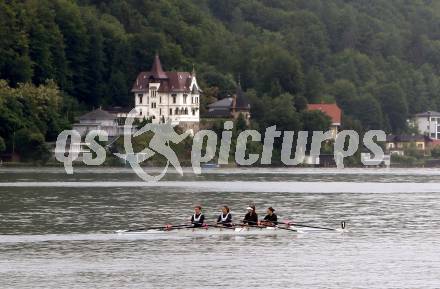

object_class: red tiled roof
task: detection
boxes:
[307,103,342,124]
[132,55,193,93]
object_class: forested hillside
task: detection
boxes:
[2,0,440,155]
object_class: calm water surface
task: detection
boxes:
[0,167,439,288]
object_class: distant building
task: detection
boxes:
[131,54,201,128]
[205,83,250,120]
[385,134,429,156]
[307,103,342,139]
[73,108,120,137]
[104,106,132,120]
[413,111,440,139]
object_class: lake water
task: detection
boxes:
[0,167,439,288]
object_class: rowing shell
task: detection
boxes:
[115,225,341,236]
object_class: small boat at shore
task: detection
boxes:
[115,223,346,236]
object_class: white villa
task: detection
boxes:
[413,111,440,139]
[72,54,201,140]
[131,54,201,129]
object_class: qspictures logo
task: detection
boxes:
[55,109,386,182]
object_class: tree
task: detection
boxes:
[235,113,248,132]
[378,83,408,133]
[431,146,440,158]
[330,79,357,112]
[301,110,331,132]
[15,128,50,162]
[0,1,33,84]
[0,136,5,153]
[304,68,325,102]
[2,0,440,144]
[252,45,304,96]
[259,94,302,133]
[294,95,308,112]
[352,95,384,130]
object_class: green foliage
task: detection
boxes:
[3,0,440,163]
[235,113,248,132]
[0,80,71,160]
[377,83,408,133]
[390,154,419,167]
[256,94,302,132]
[431,146,440,158]
[301,110,331,132]
[0,136,5,153]
[15,128,50,162]
[136,117,153,129]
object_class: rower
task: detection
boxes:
[261,207,278,226]
[217,206,232,227]
[243,205,258,225]
[191,206,205,228]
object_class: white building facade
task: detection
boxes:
[131,54,200,127]
[414,111,440,139]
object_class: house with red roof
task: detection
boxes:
[131,54,201,128]
[307,103,342,139]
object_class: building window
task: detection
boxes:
[138,94,143,104]
[139,109,142,116]
[159,108,162,116]
[185,107,188,115]
[169,108,172,115]
[159,96,162,104]
[172,94,177,104]
[150,88,157,98]
[151,102,156,108]
[183,94,187,104]
[192,109,195,115]
[191,97,194,104]
[417,143,423,149]
[175,108,179,115]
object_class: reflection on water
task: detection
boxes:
[0,168,439,288]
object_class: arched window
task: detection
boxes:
[185,108,188,115]
[175,108,179,115]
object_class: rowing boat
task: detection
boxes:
[115,225,344,236]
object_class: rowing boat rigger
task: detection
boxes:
[115,222,347,236]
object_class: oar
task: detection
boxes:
[283,220,346,231]
[234,222,298,232]
[205,223,236,230]
[126,224,190,232]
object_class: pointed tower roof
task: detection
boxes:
[150,54,168,79]
[192,64,196,76]
[234,81,250,111]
